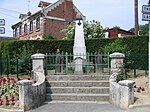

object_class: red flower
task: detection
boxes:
[5,97,8,101]
[11,101,15,105]
[6,100,10,105]
[3,78,6,82]
[7,78,10,83]
[0,100,3,105]
[11,96,15,101]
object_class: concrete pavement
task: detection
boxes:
[27,102,150,112]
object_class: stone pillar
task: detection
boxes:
[73,14,86,74]
[109,52,125,82]
[18,80,33,111]
[109,52,125,105]
[31,53,45,79]
[119,80,135,109]
[73,14,86,59]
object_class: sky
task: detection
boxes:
[0,0,148,37]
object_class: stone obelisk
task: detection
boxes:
[73,14,86,74]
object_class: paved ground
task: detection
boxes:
[27,103,150,112]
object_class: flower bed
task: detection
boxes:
[0,77,19,109]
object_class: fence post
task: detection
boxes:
[65,52,68,75]
[6,58,9,77]
[16,58,19,79]
[30,59,32,77]
[0,59,2,76]
[45,53,48,76]
[107,52,110,74]
[133,56,136,78]
[87,52,90,74]
[101,52,104,73]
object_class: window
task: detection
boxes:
[19,26,22,35]
[36,17,40,30]
[24,24,27,33]
[15,28,18,36]
[30,20,33,32]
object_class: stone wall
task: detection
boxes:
[18,53,46,111]
[109,52,135,109]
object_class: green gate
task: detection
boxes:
[45,52,110,75]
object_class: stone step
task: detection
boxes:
[46,93,109,102]
[46,87,109,94]
[44,101,109,104]
[46,81,109,87]
[46,75,110,81]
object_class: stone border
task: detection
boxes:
[109,52,135,109]
[17,53,46,111]
[0,108,23,112]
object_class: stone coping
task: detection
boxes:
[110,52,125,59]
[119,80,135,86]
[31,53,45,59]
[0,108,24,112]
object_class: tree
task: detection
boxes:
[112,26,120,29]
[43,33,55,40]
[129,24,149,36]
[63,20,105,40]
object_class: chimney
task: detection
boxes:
[134,0,139,36]
[27,11,31,16]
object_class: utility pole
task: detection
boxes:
[148,0,150,92]
[148,0,150,4]
[134,0,139,36]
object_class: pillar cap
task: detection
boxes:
[31,53,45,59]
[119,80,135,86]
[17,79,32,85]
[110,52,125,59]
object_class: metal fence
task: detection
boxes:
[0,58,31,78]
[0,52,147,78]
[124,53,148,78]
[45,52,110,75]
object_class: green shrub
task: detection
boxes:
[0,36,148,72]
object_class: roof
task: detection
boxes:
[44,0,85,20]
[19,14,27,19]
[105,28,135,35]
[38,1,51,7]
[12,22,22,29]
[29,10,41,17]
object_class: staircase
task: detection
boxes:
[45,75,110,103]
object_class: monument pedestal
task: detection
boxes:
[74,58,83,74]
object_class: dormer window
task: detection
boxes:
[36,17,40,30]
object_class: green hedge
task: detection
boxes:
[0,36,148,70]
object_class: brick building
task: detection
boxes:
[105,28,135,38]
[0,36,18,41]
[12,0,85,40]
